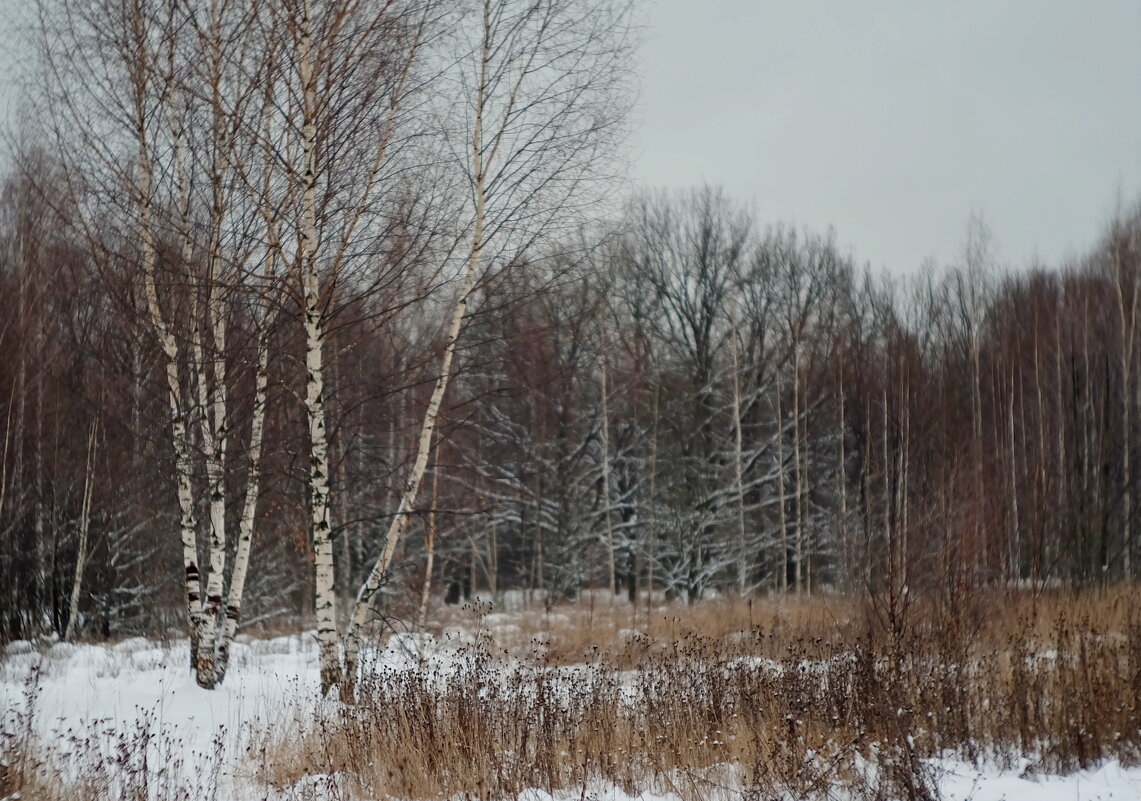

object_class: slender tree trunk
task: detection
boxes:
[527,472,544,601]
[64,419,98,642]
[295,0,340,695]
[1054,291,1067,581]
[343,220,480,693]
[1032,328,1046,586]
[137,134,201,673]
[600,361,616,595]
[1008,369,1020,582]
[33,345,45,634]
[776,370,788,592]
[862,395,873,589]
[883,385,893,592]
[343,147,484,696]
[1080,306,1097,578]
[11,230,27,529]
[899,372,910,589]
[646,383,658,618]
[187,280,226,686]
[0,396,13,621]
[793,360,804,595]
[1122,359,1132,579]
[215,332,271,683]
[10,230,29,636]
[730,325,747,595]
[1114,238,1136,580]
[837,352,849,591]
[417,444,440,630]
[342,2,491,695]
[164,81,218,682]
[470,537,478,600]
[489,517,499,601]
[533,473,544,600]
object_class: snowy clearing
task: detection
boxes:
[3,623,1141,800]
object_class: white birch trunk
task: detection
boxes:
[162,83,220,680]
[33,356,45,632]
[295,0,340,696]
[190,7,236,686]
[1008,370,1020,582]
[11,229,26,531]
[775,370,787,592]
[199,262,229,684]
[344,217,481,693]
[342,1,490,695]
[186,280,219,682]
[837,358,848,591]
[64,419,98,642]
[883,385,894,589]
[216,332,270,682]
[417,446,440,631]
[600,361,616,596]
[11,231,29,630]
[1052,292,1066,578]
[899,374,910,589]
[1032,330,1045,585]
[1113,240,1137,579]
[194,287,228,687]
[730,324,747,595]
[646,384,658,617]
[137,146,202,671]
[792,360,804,595]
[169,83,232,684]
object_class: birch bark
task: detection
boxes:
[294,0,340,695]
[64,419,98,641]
[417,445,440,630]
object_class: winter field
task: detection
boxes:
[3,590,1141,801]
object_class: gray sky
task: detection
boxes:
[632,0,1141,273]
[3,2,1139,275]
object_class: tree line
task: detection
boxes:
[0,0,1138,693]
[449,193,1141,608]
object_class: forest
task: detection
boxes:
[5,2,1141,799]
[1,0,1140,663]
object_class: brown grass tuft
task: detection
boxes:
[253,586,1141,800]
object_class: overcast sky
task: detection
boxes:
[2,2,1139,275]
[632,0,1141,274]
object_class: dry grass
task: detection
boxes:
[253,586,1141,801]
[4,587,1139,800]
[424,591,861,667]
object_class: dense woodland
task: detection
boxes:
[4,170,1141,642]
[1,0,1140,680]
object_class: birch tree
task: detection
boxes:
[63,418,99,642]
[333,0,635,696]
[266,0,447,696]
[38,0,284,686]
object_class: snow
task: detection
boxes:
[2,630,1141,800]
[937,759,1141,800]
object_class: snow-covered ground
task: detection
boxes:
[2,630,1140,800]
